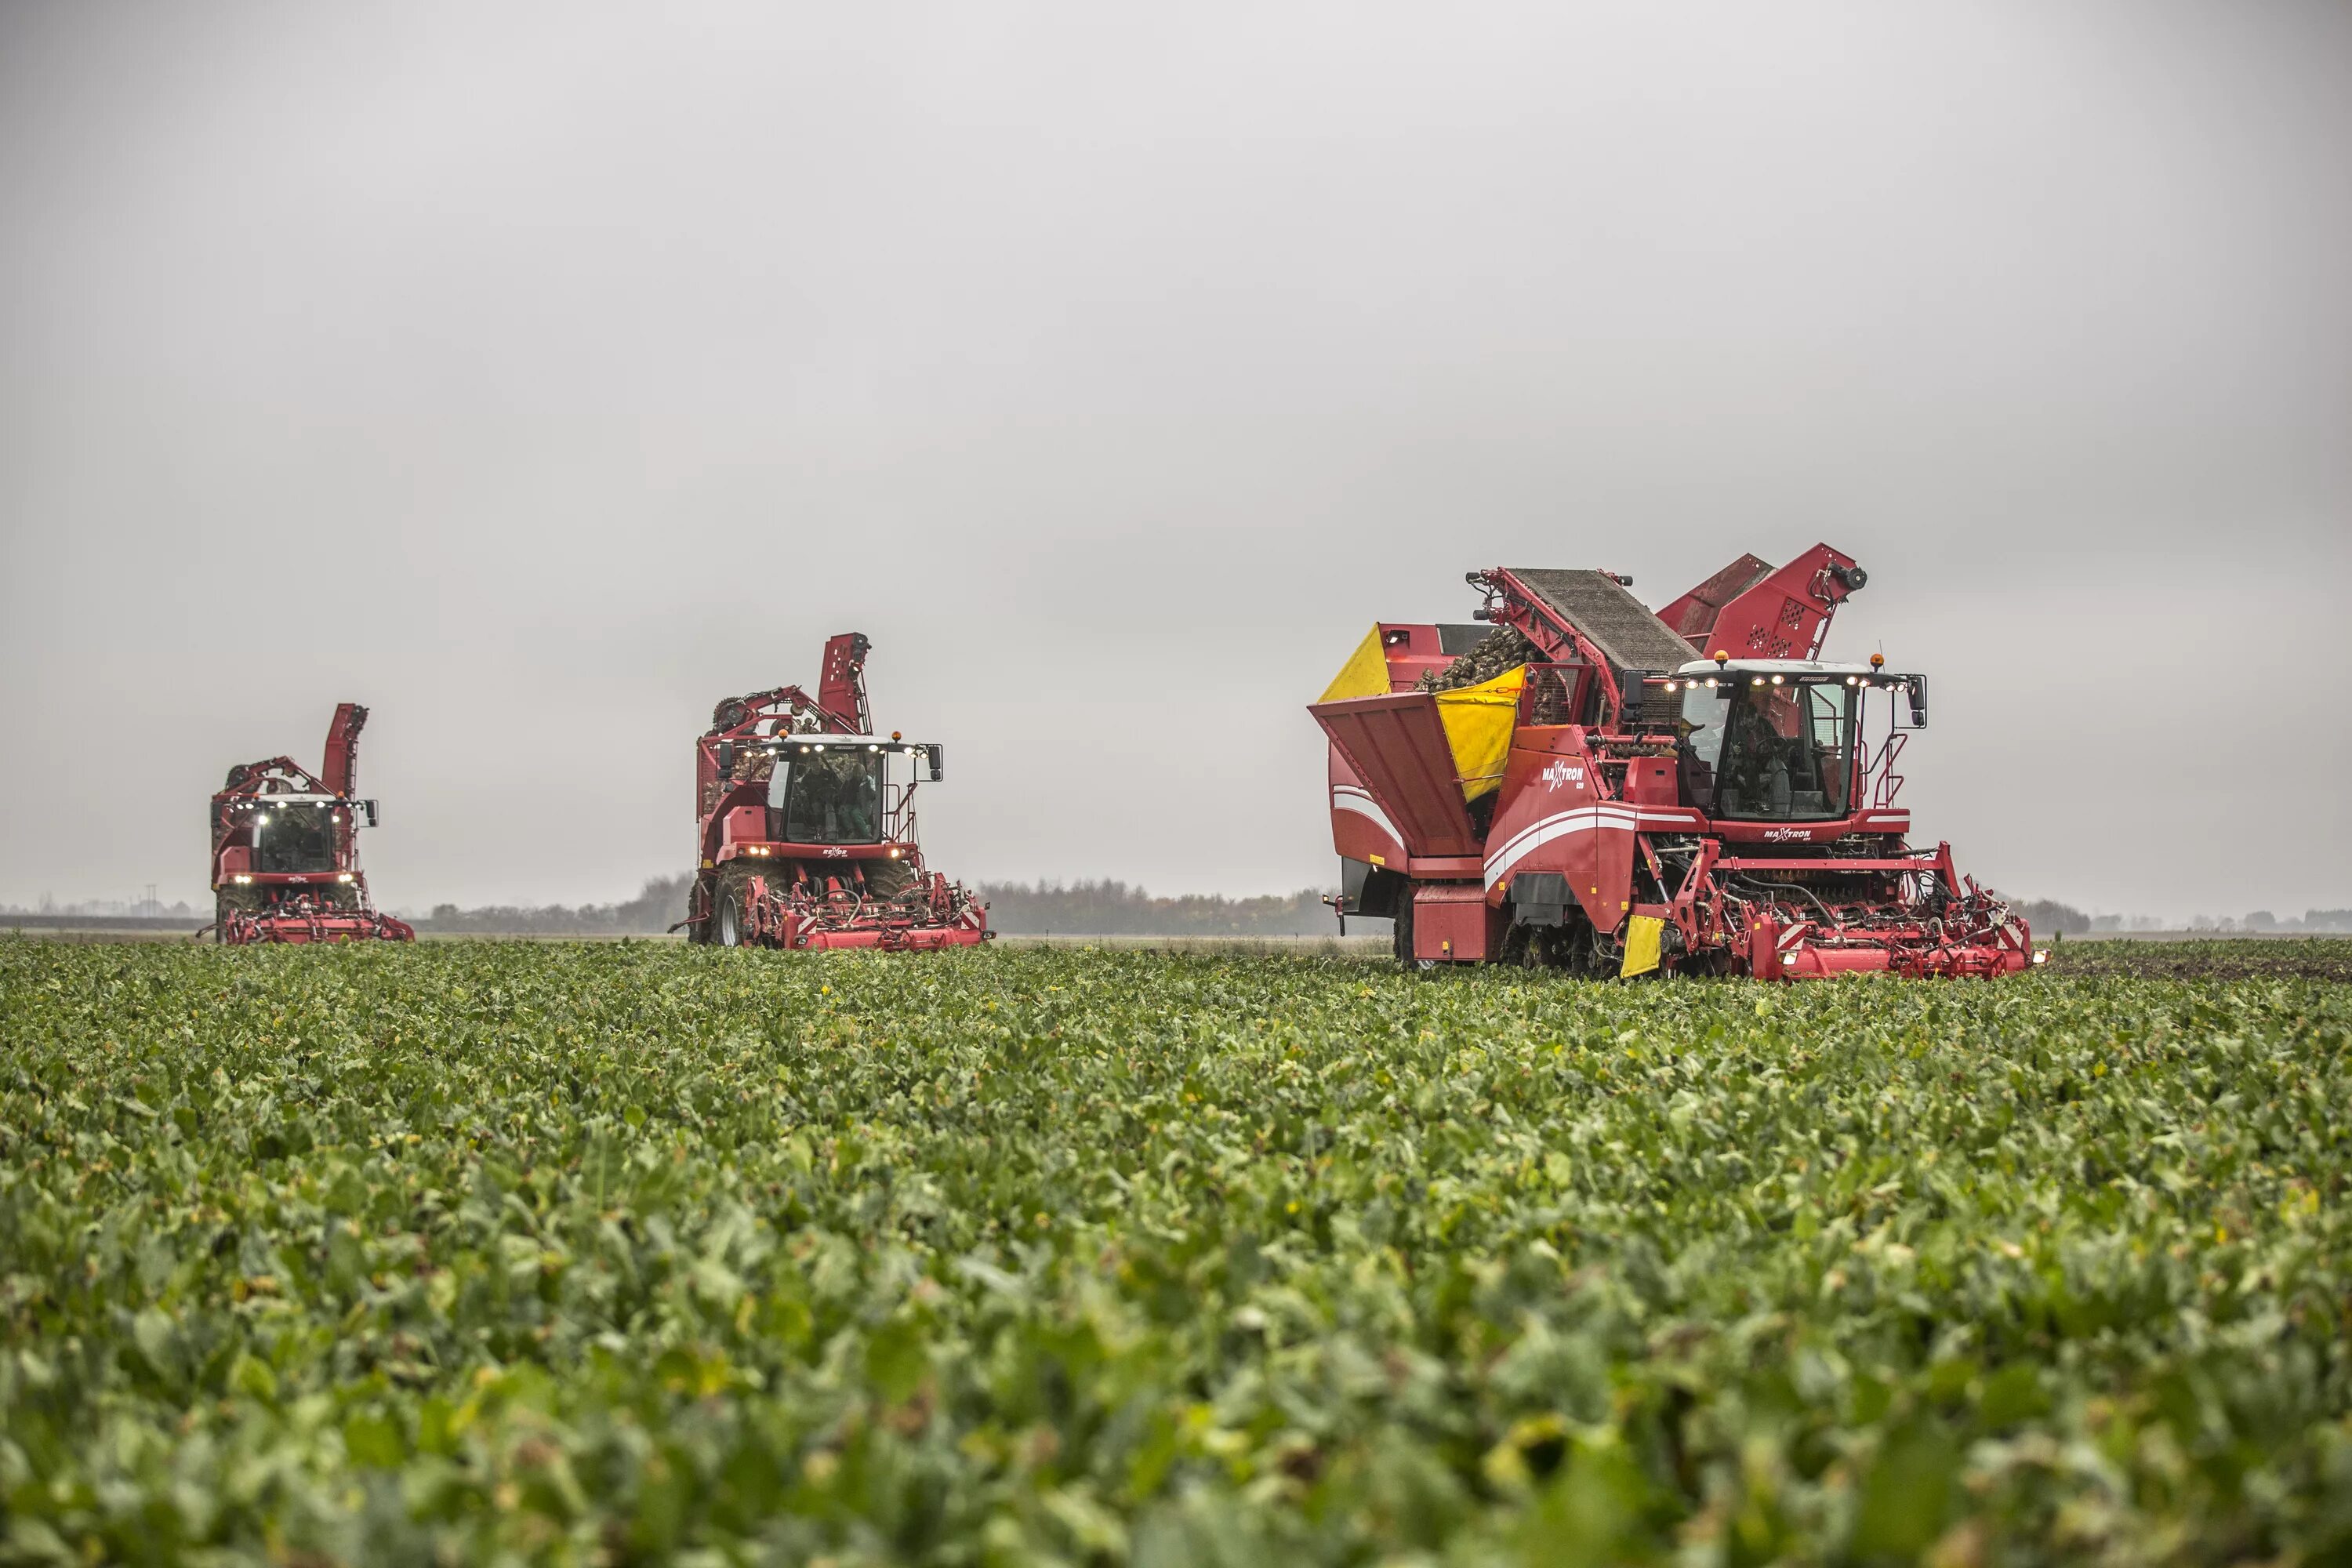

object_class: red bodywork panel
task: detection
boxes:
[1308,693,1482,858]
[1659,543,1865,662]
[1317,548,2031,979]
[318,702,367,799]
[1328,748,1409,869]
[1412,884,1499,962]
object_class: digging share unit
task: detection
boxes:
[1312,547,2035,978]
[204,702,413,944]
[684,633,990,950]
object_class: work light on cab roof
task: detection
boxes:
[682,632,991,951]
[1309,546,2033,978]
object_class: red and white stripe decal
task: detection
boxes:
[1486,805,1618,889]
[1484,804,1705,890]
[1331,785,1405,851]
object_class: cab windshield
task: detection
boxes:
[1679,676,1857,821]
[252,802,338,873]
[766,746,885,844]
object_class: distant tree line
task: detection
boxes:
[343,881,2352,939]
[975,880,1352,937]
[397,876,1352,938]
[2009,898,2352,935]
[2187,909,2352,934]
[406,875,692,936]
[2012,898,2092,935]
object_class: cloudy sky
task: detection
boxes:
[2,2,2346,921]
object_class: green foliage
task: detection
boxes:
[2047,937,2352,983]
[2,936,2349,1564]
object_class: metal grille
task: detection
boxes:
[1436,623,1490,655]
[1508,568,1699,680]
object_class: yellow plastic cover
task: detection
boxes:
[1620,914,1664,978]
[1319,628,1526,802]
[1319,626,1395,704]
[1434,666,1525,801]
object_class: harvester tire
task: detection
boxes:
[713,864,757,949]
[864,855,916,902]
[1392,899,1436,975]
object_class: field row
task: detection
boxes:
[2,938,2349,1563]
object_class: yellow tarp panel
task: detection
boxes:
[1620,914,1664,978]
[1319,626,1395,704]
[1434,666,1525,800]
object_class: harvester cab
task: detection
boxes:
[685,633,990,951]
[1312,546,2033,979]
[205,702,415,944]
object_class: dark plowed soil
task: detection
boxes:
[2046,937,2352,982]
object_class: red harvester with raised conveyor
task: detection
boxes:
[684,633,991,950]
[1312,546,2035,978]
[205,702,414,944]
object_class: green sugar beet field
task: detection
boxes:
[2,936,2349,1566]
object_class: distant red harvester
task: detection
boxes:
[683,633,990,950]
[1312,546,2036,978]
[205,703,414,944]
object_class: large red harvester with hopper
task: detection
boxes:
[1312,547,2035,978]
[204,702,414,944]
[684,633,990,950]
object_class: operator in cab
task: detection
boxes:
[1718,682,1798,817]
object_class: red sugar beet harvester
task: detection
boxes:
[684,633,990,951]
[205,702,414,944]
[1312,547,2035,978]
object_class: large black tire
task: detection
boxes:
[713,865,757,949]
[864,855,916,902]
[1392,899,1437,975]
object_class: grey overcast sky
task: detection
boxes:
[2,2,2347,920]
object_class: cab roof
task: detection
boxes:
[1669,659,1889,678]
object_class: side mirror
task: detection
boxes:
[927,744,945,782]
[715,742,736,775]
[1907,677,1929,728]
[357,800,380,827]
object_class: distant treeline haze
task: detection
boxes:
[412,876,695,936]
[978,880,1350,937]
[379,884,2352,938]
[402,877,1356,937]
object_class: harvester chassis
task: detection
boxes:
[1316,548,2034,981]
[682,633,990,953]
